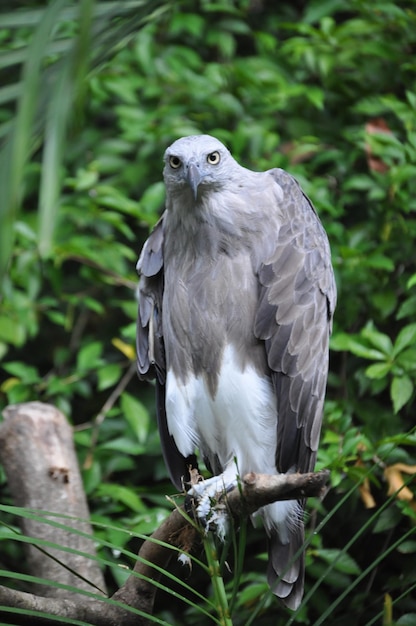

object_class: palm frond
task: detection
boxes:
[0,0,171,281]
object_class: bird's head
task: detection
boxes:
[163,135,236,201]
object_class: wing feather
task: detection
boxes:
[255,169,336,474]
[136,217,165,381]
[136,215,196,489]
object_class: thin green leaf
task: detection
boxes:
[0,0,67,279]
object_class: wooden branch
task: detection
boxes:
[0,402,106,598]
[226,469,329,515]
[0,402,329,626]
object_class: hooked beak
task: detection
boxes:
[186,163,202,200]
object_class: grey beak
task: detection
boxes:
[186,163,202,200]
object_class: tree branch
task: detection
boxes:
[0,402,329,625]
[0,402,106,598]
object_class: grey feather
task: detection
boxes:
[136,135,336,609]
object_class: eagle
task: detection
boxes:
[136,134,336,609]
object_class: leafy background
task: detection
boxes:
[0,0,416,624]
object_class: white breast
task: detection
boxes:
[165,344,278,476]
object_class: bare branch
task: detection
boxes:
[227,469,330,515]
[0,402,329,625]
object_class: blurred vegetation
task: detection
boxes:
[0,0,416,624]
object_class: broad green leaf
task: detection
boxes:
[139,181,165,218]
[397,295,416,320]
[1,361,39,383]
[0,315,25,345]
[97,363,122,391]
[396,348,416,372]
[121,392,150,445]
[82,462,102,495]
[96,483,145,513]
[393,323,416,357]
[76,341,103,372]
[365,362,391,380]
[361,323,393,356]
[99,437,145,456]
[131,509,170,535]
[397,615,416,625]
[391,375,414,413]
[373,506,402,533]
[330,333,386,360]
[397,541,416,554]
[235,582,268,606]
[317,549,361,575]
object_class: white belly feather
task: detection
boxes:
[165,344,298,536]
[166,344,277,471]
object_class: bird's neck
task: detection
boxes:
[164,190,264,263]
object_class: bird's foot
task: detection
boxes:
[186,472,238,540]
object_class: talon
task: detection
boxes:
[184,474,236,539]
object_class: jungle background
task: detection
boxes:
[0,0,416,624]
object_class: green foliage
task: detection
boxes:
[1,0,416,624]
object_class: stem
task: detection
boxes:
[228,516,247,614]
[203,533,233,626]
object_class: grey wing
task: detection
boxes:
[254,169,336,475]
[136,215,196,489]
[136,216,165,383]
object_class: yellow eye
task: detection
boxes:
[169,155,182,169]
[207,151,220,165]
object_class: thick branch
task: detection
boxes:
[227,469,329,515]
[0,402,329,626]
[0,402,106,599]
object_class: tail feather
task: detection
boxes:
[267,527,305,610]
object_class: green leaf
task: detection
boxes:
[365,362,391,379]
[97,363,122,391]
[317,549,361,575]
[76,341,103,372]
[373,507,402,533]
[365,253,395,271]
[391,375,414,413]
[396,348,416,372]
[2,362,39,384]
[0,315,25,345]
[397,540,416,554]
[393,323,416,357]
[0,0,67,279]
[99,437,144,456]
[330,333,386,360]
[96,483,145,513]
[361,323,393,355]
[131,509,170,535]
[407,273,416,289]
[397,615,416,625]
[139,181,165,218]
[121,392,150,445]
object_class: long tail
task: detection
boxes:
[267,526,305,610]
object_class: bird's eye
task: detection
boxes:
[169,155,182,169]
[207,151,220,165]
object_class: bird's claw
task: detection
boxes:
[185,478,236,540]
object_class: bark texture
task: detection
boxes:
[0,402,106,598]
